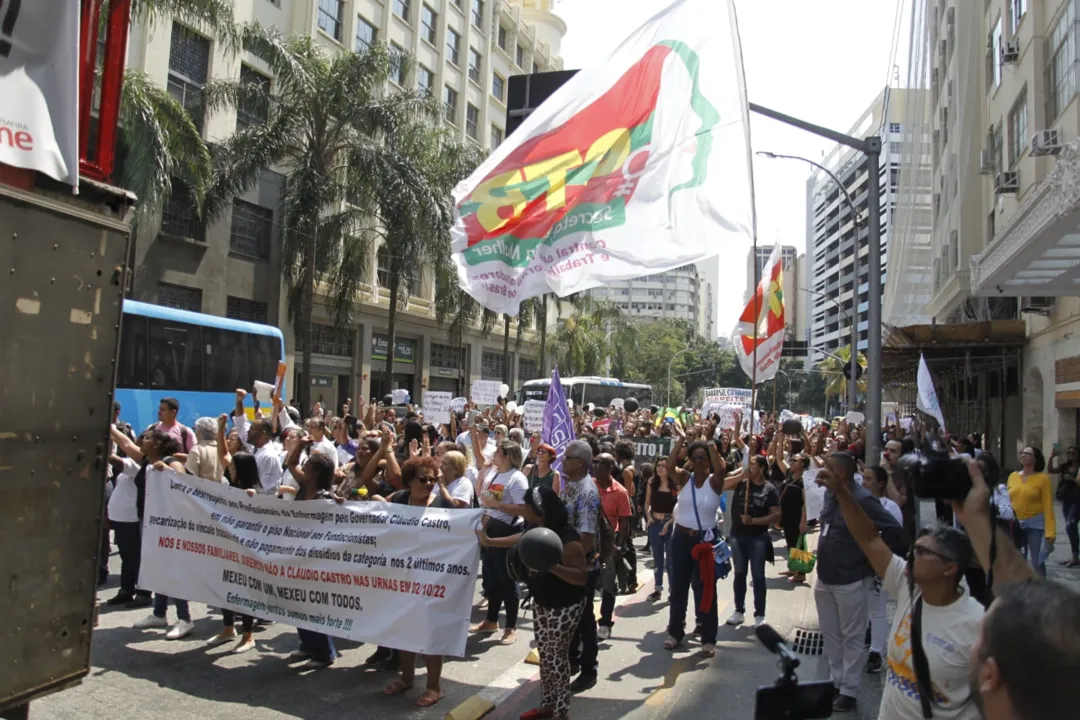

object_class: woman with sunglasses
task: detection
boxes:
[1007,446,1055,576]
[1049,445,1080,568]
[663,424,739,657]
[524,437,562,494]
[379,456,453,708]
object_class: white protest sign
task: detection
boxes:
[450,397,468,413]
[422,391,453,425]
[139,471,482,657]
[844,411,865,425]
[701,387,753,409]
[391,388,411,405]
[523,400,545,432]
[471,380,502,405]
[253,380,275,405]
[803,469,826,521]
[611,398,624,409]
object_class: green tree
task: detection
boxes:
[816,345,867,408]
[201,33,433,412]
[553,297,633,377]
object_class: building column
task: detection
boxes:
[351,325,363,406]
[359,323,372,402]
[418,333,430,403]
[470,340,484,388]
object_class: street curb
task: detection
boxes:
[443,696,496,720]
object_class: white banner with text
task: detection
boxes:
[139,471,483,656]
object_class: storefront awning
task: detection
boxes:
[970,142,1080,297]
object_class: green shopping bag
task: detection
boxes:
[787,534,816,574]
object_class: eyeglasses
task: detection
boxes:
[912,545,955,563]
[415,474,436,484]
[690,454,709,462]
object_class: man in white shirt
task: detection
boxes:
[234,414,283,494]
[304,417,339,472]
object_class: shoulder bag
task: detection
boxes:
[690,475,731,579]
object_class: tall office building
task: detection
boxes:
[804,88,929,366]
[124,0,566,406]
[588,264,712,338]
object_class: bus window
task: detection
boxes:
[202,327,249,393]
[248,334,282,389]
[117,314,149,388]
[148,318,203,391]
[582,384,621,408]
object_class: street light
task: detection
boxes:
[799,284,858,413]
[775,368,793,410]
[759,149,863,416]
[667,346,691,407]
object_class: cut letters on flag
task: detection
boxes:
[450,0,753,314]
[916,353,946,431]
[542,366,574,473]
[733,242,785,383]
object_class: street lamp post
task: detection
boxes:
[799,285,859,413]
[667,347,691,407]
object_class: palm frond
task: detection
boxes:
[131,0,241,53]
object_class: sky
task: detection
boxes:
[555,0,912,335]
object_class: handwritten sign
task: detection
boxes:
[523,400,545,432]
[803,469,826,521]
[421,391,452,425]
[471,380,502,406]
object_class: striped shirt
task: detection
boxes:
[817,481,904,586]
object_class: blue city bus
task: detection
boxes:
[115,300,286,431]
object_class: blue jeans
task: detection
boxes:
[1021,525,1047,577]
[648,520,669,590]
[1064,495,1080,558]
[732,533,770,618]
[153,593,190,622]
[296,627,336,663]
[667,528,718,645]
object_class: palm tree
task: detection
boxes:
[200,31,433,412]
[553,296,632,376]
[816,344,868,407]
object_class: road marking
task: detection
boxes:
[643,600,731,710]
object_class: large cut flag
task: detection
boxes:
[450,0,753,314]
[733,242,785,383]
[542,366,574,473]
[916,353,946,430]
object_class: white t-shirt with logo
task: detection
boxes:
[878,555,983,720]
[481,468,528,526]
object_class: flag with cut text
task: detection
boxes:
[733,242,785,383]
[542,366,574,473]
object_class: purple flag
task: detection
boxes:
[542,366,574,473]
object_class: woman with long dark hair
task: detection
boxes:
[208,452,261,652]
[644,458,676,601]
[480,485,587,720]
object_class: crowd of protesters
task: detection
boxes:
[99,389,1080,718]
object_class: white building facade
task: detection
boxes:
[588,264,713,339]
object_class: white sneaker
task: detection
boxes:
[134,614,168,629]
[726,611,745,626]
[165,619,195,639]
[598,625,611,640]
[754,616,766,628]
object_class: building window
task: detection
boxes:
[532,60,538,73]
[444,85,458,124]
[310,323,353,357]
[518,357,538,381]
[420,4,437,44]
[888,122,901,133]
[236,65,270,131]
[161,181,203,240]
[471,0,485,29]
[1008,89,1028,166]
[497,24,507,49]
[317,0,343,41]
[490,124,503,149]
[446,27,461,65]
[417,65,434,95]
[158,282,202,312]
[466,103,479,140]
[1009,0,1026,35]
[992,121,1003,173]
[492,71,505,101]
[355,15,377,52]
[393,0,410,21]
[468,47,482,83]
[377,245,392,288]
[1046,3,1075,121]
[168,23,210,132]
[229,199,273,259]
[390,43,408,85]
[515,44,524,68]
[226,296,268,324]
[431,342,461,370]
[990,17,1003,89]
[481,350,503,380]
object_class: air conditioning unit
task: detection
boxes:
[1030,128,1064,156]
[979,149,995,174]
[1001,40,1020,64]
[994,171,1019,194]
[946,6,955,24]
[1021,297,1055,315]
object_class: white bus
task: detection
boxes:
[516,376,653,408]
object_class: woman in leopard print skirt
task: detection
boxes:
[480,485,587,719]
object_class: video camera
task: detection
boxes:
[898,450,971,501]
[753,624,834,719]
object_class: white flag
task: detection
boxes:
[450,0,753,314]
[916,353,946,430]
[0,0,80,188]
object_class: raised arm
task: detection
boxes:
[707,440,729,494]
[216,414,232,470]
[111,425,144,462]
[285,437,309,483]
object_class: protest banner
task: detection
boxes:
[701,387,753,409]
[523,400,545,432]
[421,391,452,425]
[139,471,482,657]
[803,469,826,521]
[450,397,468,413]
[470,380,502,406]
[632,437,671,468]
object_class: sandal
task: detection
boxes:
[383,678,414,696]
[663,636,681,651]
[789,573,806,583]
[415,689,443,707]
[470,620,499,634]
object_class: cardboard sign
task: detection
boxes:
[450,397,468,413]
[421,391,452,425]
[523,400,545,432]
[470,380,502,406]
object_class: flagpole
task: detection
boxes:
[730,0,760,433]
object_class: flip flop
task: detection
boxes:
[383,679,414,696]
[415,689,443,707]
